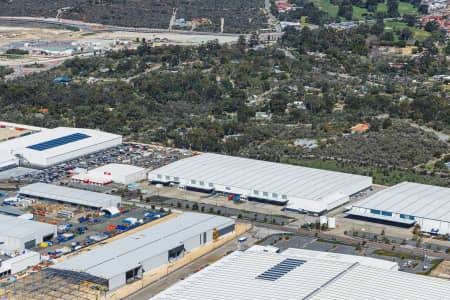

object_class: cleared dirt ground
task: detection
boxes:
[430,260,450,280]
[0,127,32,140]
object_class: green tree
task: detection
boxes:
[402,14,416,27]
[381,31,395,41]
[382,118,393,129]
[249,32,259,48]
[399,27,413,40]
[387,0,400,18]
[338,0,353,20]
[366,0,378,12]
[424,21,440,32]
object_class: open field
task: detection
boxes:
[314,0,339,17]
[312,0,418,19]
[384,21,432,42]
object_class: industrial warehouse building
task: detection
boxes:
[71,163,148,185]
[0,251,41,278]
[19,183,121,209]
[154,247,450,300]
[349,182,450,234]
[0,152,18,172]
[0,214,56,250]
[53,213,235,291]
[148,153,372,214]
[0,127,122,168]
[281,248,398,271]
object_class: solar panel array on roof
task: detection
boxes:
[26,133,90,151]
[154,250,450,300]
[256,258,306,281]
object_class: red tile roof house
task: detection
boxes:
[350,123,370,134]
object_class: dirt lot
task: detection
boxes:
[0,25,238,68]
[0,25,238,49]
[430,260,450,280]
[0,127,32,140]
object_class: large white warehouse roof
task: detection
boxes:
[148,153,372,213]
[53,213,234,279]
[0,127,122,168]
[153,249,450,300]
[19,183,121,209]
[72,163,148,185]
[350,182,450,233]
[280,248,398,270]
[352,182,450,221]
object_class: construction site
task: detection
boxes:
[0,211,248,300]
[0,22,238,79]
[0,124,35,144]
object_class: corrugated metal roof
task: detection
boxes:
[0,214,56,240]
[153,250,450,300]
[0,206,26,216]
[90,164,146,175]
[72,163,147,184]
[149,153,372,212]
[352,182,450,222]
[53,213,233,279]
[19,183,121,208]
[0,127,121,165]
[281,248,398,270]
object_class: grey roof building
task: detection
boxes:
[19,183,121,209]
[350,182,450,234]
[154,247,450,300]
[148,153,372,214]
[0,214,57,250]
[52,213,235,291]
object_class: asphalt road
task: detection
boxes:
[0,17,242,37]
[244,221,450,260]
[124,233,255,300]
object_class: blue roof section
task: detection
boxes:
[26,133,90,151]
[256,258,306,281]
[53,77,71,83]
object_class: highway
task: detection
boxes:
[0,16,244,37]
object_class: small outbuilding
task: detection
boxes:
[72,163,147,185]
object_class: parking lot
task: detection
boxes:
[35,205,166,255]
[0,143,195,185]
[260,233,436,274]
[145,196,293,226]
[0,198,170,260]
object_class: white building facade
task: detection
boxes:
[0,127,122,168]
[350,182,450,234]
[148,153,372,214]
[53,213,234,291]
[0,215,57,250]
[72,163,148,185]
